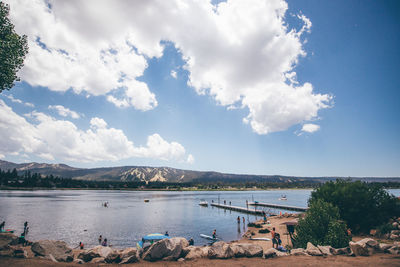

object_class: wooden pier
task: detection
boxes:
[210,203,265,215]
[248,202,308,212]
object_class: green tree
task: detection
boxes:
[309,179,400,234]
[0,2,28,92]
[294,199,350,248]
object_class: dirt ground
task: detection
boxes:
[1,254,399,267]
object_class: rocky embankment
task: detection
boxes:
[1,232,400,265]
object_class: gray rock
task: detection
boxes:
[230,243,263,258]
[349,241,370,256]
[31,240,73,262]
[392,222,399,228]
[378,243,392,252]
[73,258,84,264]
[391,230,400,235]
[142,237,189,261]
[0,233,18,249]
[207,241,234,259]
[0,246,14,257]
[78,245,113,262]
[264,248,278,258]
[105,250,121,263]
[91,257,105,263]
[317,245,333,256]
[358,238,379,248]
[332,247,351,255]
[13,247,28,258]
[120,247,139,264]
[306,242,322,256]
[183,246,209,260]
[290,248,308,256]
[388,245,399,255]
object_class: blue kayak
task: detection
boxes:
[137,233,169,248]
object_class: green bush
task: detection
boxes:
[294,199,350,248]
[309,180,400,234]
[377,222,395,235]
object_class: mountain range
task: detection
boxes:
[0,160,399,184]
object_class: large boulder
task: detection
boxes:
[142,237,189,261]
[378,243,392,252]
[207,241,234,259]
[317,245,333,256]
[332,247,351,255]
[358,238,379,249]
[388,245,399,255]
[183,246,209,260]
[290,248,308,256]
[13,247,28,258]
[78,245,113,262]
[230,243,263,258]
[91,257,105,263]
[306,242,322,256]
[264,248,287,258]
[0,246,14,257]
[120,247,139,264]
[0,233,18,249]
[105,250,121,263]
[31,240,73,262]
[349,241,370,256]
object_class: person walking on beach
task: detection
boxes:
[98,235,102,244]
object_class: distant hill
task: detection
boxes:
[0,160,399,184]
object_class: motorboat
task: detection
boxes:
[279,195,287,201]
[199,199,208,206]
[136,233,169,248]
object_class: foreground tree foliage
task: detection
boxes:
[0,2,28,92]
[294,199,350,248]
[309,179,400,234]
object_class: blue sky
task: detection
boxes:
[1,0,399,177]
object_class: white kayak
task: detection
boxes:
[200,234,219,241]
[249,237,271,241]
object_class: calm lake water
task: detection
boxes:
[1,189,399,248]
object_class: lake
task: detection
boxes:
[1,189,399,248]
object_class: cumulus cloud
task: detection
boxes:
[171,70,177,79]
[48,105,80,119]
[6,0,333,134]
[298,123,320,135]
[0,100,192,163]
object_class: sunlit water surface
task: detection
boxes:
[1,189,399,248]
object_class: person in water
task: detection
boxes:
[242,217,245,224]
[98,235,102,244]
[102,238,108,246]
[212,229,217,239]
[237,216,240,224]
[0,221,5,231]
[165,231,169,236]
[188,238,194,246]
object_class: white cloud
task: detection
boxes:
[48,105,80,119]
[4,94,35,107]
[171,70,177,79]
[0,100,191,163]
[300,123,320,134]
[6,0,333,134]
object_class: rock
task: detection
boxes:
[332,247,351,255]
[306,242,322,256]
[74,258,84,264]
[378,243,392,252]
[388,245,399,255]
[31,240,73,262]
[390,234,400,240]
[183,246,209,260]
[317,245,333,256]
[78,245,113,262]
[358,238,379,249]
[264,248,278,258]
[393,222,399,228]
[142,237,189,261]
[105,250,121,263]
[177,257,185,262]
[290,248,308,256]
[230,243,263,258]
[207,241,234,259]
[91,257,105,263]
[0,233,18,249]
[120,247,139,264]
[391,230,400,235]
[0,246,14,257]
[349,241,370,256]
[48,254,58,262]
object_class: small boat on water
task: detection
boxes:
[0,229,14,234]
[199,234,219,241]
[144,199,150,202]
[136,233,169,248]
[279,195,287,201]
[199,199,208,206]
